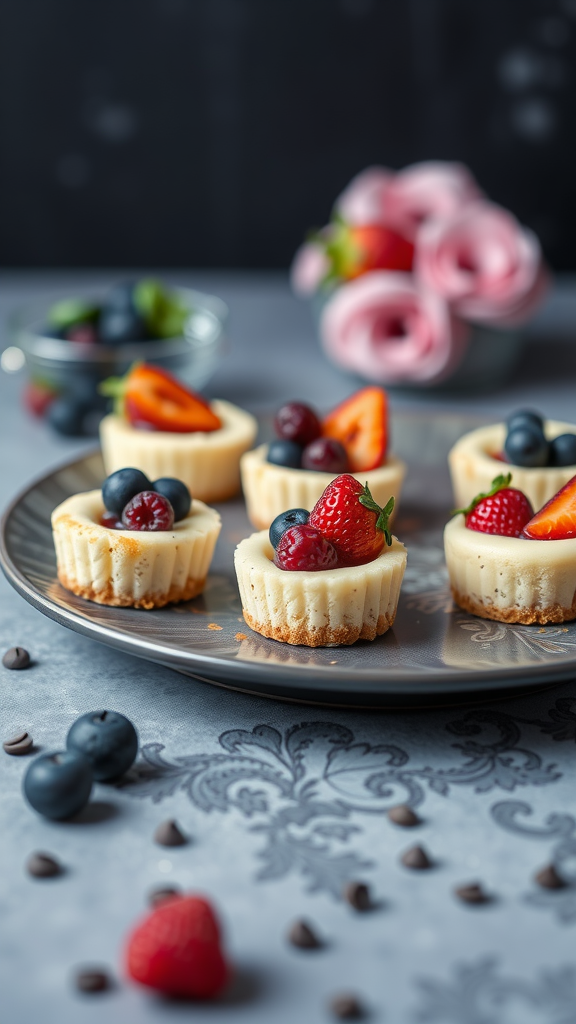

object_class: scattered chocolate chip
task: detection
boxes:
[343,881,372,912]
[401,844,432,870]
[26,852,62,878]
[388,804,420,827]
[535,864,566,890]
[3,731,33,755]
[2,646,30,670]
[75,969,111,993]
[153,820,187,847]
[148,885,182,908]
[287,919,321,949]
[329,993,365,1020]
[454,883,490,904]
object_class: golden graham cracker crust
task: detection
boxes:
[451,587,576,626]
[242,609,396,647]
[56,571,208,610]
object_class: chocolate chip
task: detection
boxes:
[535,864,566,889]
[401,844,432,870]
[388,804,420,827]
[148,885,182,908]
[454,883,490,904]
[287,919,321,949]
[2,647,30,670]
[343,881,372,911]
[26,852,62,878]
[75,969,111,993]
[153,820,187,847]
[329,993,365,1019]
[3,731,33,755]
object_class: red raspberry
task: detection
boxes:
[125,894,228,998]
[274,524,339,571]
[308,474,394,566]
[460,474,533,537]
[122,491,174,531]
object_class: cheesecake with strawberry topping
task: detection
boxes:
[240,387,405,530]
[235,474,407,646]
[52,468,221,608]
[99,363,257,503]
[444,473,576,624]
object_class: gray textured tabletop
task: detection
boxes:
[1,271,576,1024]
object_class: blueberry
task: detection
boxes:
[506,410,544,434]
[106,282,138,311]
[152,478,191,521]
[47,395,88,436]
[99,307,147,345]
[550,433,576,467]
[269,508,310,549]
[66,710,138,782]
[267,439,303,469]
[504,426,550,468]
[102,468,151,516]
[23,750,93,820]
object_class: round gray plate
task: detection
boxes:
[2,414,576,706]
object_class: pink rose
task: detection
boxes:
[337,162,482,240]
[415,201,548,325]
[320,271,469,386]
[290,241,330,297]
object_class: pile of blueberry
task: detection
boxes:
[101,468,192,531]
[23,711,138,820]
[503,411,576,468]
[267,402,349,473]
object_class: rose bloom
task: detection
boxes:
[415,201,548,325]
[320,271,469,386]
[336,162,482,240]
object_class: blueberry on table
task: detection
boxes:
[302,437,349,473]
[267,439,303,469]
[506,410,544,434]
[274,402,321,447]
[549,433,576,467]
[102,468,152,516]
[269,508,310,549]
[23,751,93,820]
[152,478,192,521]
[503,426,550,468]
[66,710,138,782]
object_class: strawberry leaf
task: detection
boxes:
[453,473,513,517]
[358,483,395,546]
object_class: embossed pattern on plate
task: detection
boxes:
[2,412,576,705]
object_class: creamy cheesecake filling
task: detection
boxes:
[240,445,406,531]
[100,400,257,503]
[444,515,576,624]
[52,490,221,609]
[234,530,407,646]
[449,420,576,512]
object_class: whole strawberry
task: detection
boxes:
[308,474,394,566]
[456,473,533,537]
[125,894,229,999]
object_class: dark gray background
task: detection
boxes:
[1,0,575,270]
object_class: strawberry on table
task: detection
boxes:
[308,473,394,566]
[455,473,534,538]
[522,475,576,539]
[322,386,388,473]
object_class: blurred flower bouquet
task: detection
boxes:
[291,162,548,389]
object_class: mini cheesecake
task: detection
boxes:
[52,490,221,609]
[234,530,407,646]
[449,420,576,513]
[444,514,576,625]
[100,400,257,504]
[240,444,406,531]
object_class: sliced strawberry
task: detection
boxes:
[106,363,222,433]
[327,223,414,280]
[522,475,576,540]
[322,387,388,472]
[308,473,394,566]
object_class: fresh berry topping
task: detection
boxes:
[102,468,152,516]
[152,478,192,522]
[23,751,93,820]
[322,387,388,472]
[302,437,349,473]
[456,474,534,537]
[122,491,175,531]
[308,474,394,566]
[549,433,576,467]
[269,508,310,549]
[267,439,303,469]
[23,381,57,418]
[522,475,576,540]
[506,409,544,434]
[101,364,221,433]
[100,510,124,529]
[274,525,339,571]
[66,710,138,782]
[504,425,549,468]
[274,402,321,447]
[125,895,228,998]
[326,222,414,280]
